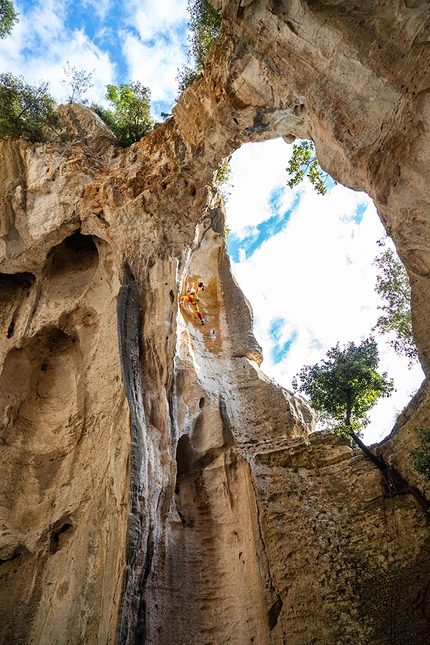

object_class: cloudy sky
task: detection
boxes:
[0,0,189,115]
[0,0,424,444]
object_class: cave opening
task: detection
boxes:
[223,137,424,444]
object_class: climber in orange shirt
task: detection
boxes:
[180,282,205,324]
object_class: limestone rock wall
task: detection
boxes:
[1,1,430,644]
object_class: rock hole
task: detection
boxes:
[268,594,283,630]
[44,231,99,302]
[286,20,298,35]
[170,289,174,303]
[50,522,73,553]
[46,231,98,276]
[199,397,205,408]
[175,434,195,482]
[189,185,196,197]
[0,272,36,338]
[7,320,14,338]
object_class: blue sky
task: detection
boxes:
[224,139,424,443]
[227,188,300,263]
[0,0,189,116]
[0,1,425,444]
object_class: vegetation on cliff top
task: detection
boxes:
[92,82,154,147]
[0,73,59,141]
[0,65,154,147]
[177,0,222,94]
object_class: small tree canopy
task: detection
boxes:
[0,73,58,141]
[92,82,154,147]
[0,0,18,39]
[62,61,94,104]
[292,337,394,436]
[373,246,418,365]
[286,140,336,196]
[294,338,430,513]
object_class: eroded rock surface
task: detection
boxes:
[1,1,430,643]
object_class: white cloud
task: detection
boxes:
[121,31,187,104]
[0,1,116,103]
[119,0,189,105]
[226,139,425,444]
[127,0,188,42]
[0,0,188,107]
[226,139,296,235]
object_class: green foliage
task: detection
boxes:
[372,246,418,365]
[0,73,58,141]
[177,67,202,95]
[177,0,221,93]
[0,0,18,38]
[286,140,336,196]
[92,82,154,147]
[62,61,94,104]
[293,337,394,436]
[411,428,430,481]
[214,159,231,186]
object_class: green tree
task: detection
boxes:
[0,0,18,39]
[92,82,154,147]
[286,140,336,196]
[293,338,429,510]
[177,0,221,94]
[373,246,418,365]
[0,73,58,141]
[293,337,394,438]
[62,61,94,104]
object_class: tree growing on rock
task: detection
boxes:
[92,82,154,147]
[0,73,58,141]
[292,337,394,438]
[293,338,429,511]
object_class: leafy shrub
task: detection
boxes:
[0,73,58,141]
[92,82,154,147]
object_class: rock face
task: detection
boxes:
[1,1,430,644]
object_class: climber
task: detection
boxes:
[180,282,205,324]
